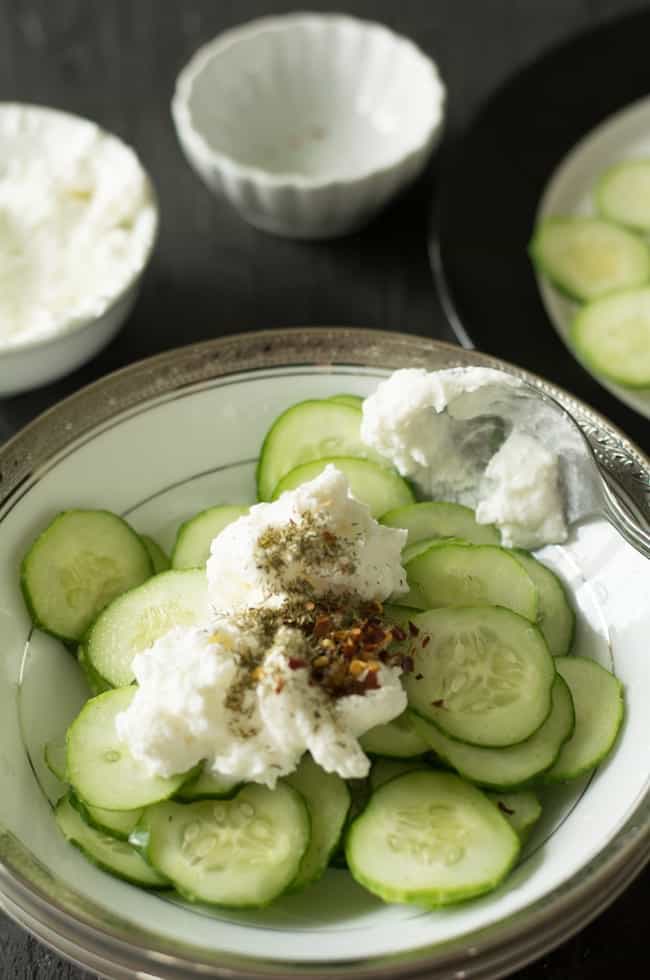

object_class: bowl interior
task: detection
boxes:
[184,18,442,179]
[0,356,649,976]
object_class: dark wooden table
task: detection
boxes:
[1,1,648,977]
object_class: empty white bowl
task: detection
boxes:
[0,104,158,398]
[172,14,445,239]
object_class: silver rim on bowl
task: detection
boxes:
[1,327,648,980]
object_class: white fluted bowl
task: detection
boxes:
[172,14,445,239]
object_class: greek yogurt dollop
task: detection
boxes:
[117,467,409,787]
[361,367,568,549]
[115,622,406,787]
[206,464,408,610]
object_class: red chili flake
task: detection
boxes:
[363,670,380,691]
[288,657,307,670]
[415,672,424,681]
[312,615,333,638]
[421,635,431,648]
[275,679,285,694]
[431,699,446,708]
[498,801,515,816]
[391,625,406,642]
[401,656,414,674]
[408,621,420,637]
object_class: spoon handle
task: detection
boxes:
[601,479,650,559]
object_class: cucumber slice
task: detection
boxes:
[485,790,542,841]
[596,159,650,232]
[360,711,429,758]
[85,569,209,687]
[256,400,382,501]
[402,537,443,565]
[512,551,575,656]
[405,607,555,748]
[407,675,574,789]
[171,505,248,570]
[176,765,241,802]
[271,457,414,518]
[140,535,170,573]
[369,757,432,792]
[545,657,624,782]
[135,783,310,907]
[530,216,650,302]
[20,510,153,643]
[328,394,364,409]
[70,794,144,842]
[346,770,520,907]
[383,603,422,628]
[55,794,168,887]
[404,541,538,622]
[381,501,500,546]
[286,754,351,890]
[572,287,650,388]
[45,737,67,782]
[66,687,189,810]
[77,643,112,695]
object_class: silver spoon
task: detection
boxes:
[487,377,650,559]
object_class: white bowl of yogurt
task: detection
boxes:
[0,104,158,397]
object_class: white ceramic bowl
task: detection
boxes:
[0,104,159,398]
[0,329,648,980]
[172,14,445,239]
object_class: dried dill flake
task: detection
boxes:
[219,513,413,712]
[221,591,411,710]
[255,511,358,583]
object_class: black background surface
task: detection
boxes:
[0,1,648,977]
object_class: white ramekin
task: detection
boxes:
[172,14,446,239]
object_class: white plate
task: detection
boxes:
[0,329,648,980]
[535,95,650,420]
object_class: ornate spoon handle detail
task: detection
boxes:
[600,478,650,559]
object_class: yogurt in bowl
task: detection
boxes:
[0,104,158,395]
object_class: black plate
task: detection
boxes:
[432,7,650,454]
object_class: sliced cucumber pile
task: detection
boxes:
[360,711,429,759]
[404,607,555,748]
[408,674,575,790]
[20,391,625,912]
[256,399,383,501]
[132,783,310,907]
[21,510,153,642]
[85,569,209,687]
[545,656,624,782]
[596,159,650,232]
[572,287,650,388]
[485,790,542,841]
[140,535,170,574]
[530,217,649,302]
[381,501,500,546]
[346,770,520,907]
[171,505,248,569]
[66,687,189,810]
[175,764,241,802]
[511,550,575,656]
[56,794,169,888]
[369,756,433,791]
[404,540,538,621]
[531,157,650,390]
[285,754,350,890]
